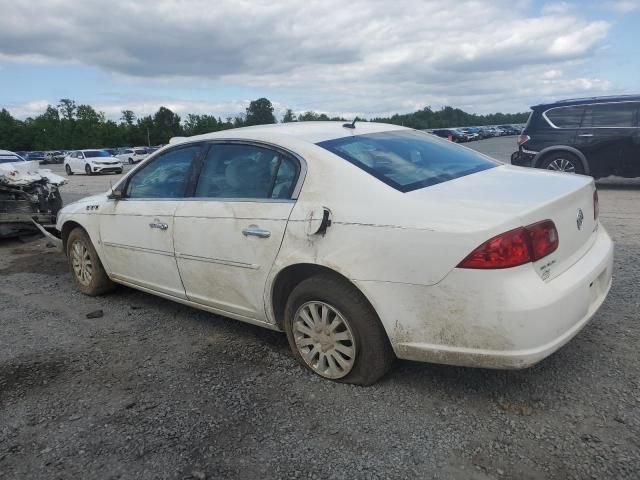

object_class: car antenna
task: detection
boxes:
[342,118,357,129]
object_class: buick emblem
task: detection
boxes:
[576,208,584,231]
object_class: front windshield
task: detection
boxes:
[317,130,497,192]
[84,150,111,158]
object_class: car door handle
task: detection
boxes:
[149,219,169,230]
[578,133,594,137]
[242,226,271,238]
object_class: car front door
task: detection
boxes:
[575,101,638,177]
[99,143,204,298]
[173,141,302,321]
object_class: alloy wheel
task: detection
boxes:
[71,240,93,286]
[292,301,356,379]
[546,158,576,173]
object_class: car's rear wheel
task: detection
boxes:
[65,164,73,175]
[540,152,585,175]
[66,227,115,296]
[85,164,93,175]
[284,274,394,385]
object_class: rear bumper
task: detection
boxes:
[356,224,614,369]
[510,149,535,167]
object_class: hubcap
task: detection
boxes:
[547,158,576,173]
[71,240,93,286]
[293,301,356,379]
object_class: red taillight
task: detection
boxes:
[593,190,599,221]
[526,220,559,261]
[517,134,530,146]
[458,220,559,269]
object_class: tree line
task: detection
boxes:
[0,97,529,151]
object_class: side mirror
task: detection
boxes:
[108,189,124,200]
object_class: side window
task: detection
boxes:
[582,103,637,128]
[545,106,584,128]
[125,145,202,199]
[194,143,299,200]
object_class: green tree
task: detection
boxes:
[281,109,297,123]
[245,97,275,126]
[151,107,182,144]
[57,98,77,121]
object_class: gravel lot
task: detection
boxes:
[1,137,639,479]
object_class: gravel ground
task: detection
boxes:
[1,137,639,479]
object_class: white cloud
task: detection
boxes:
[0,0,614,117]
[607,0,640,12]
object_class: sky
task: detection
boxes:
[0,0,638,122]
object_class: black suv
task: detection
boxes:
[511,95,640,178]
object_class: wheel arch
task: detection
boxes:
[533,146,590,175]
[60,220,85,254]
[268,263,380,331]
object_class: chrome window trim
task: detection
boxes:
[118,197,295,203]
[543,100,640,130]
[113,138,307,201]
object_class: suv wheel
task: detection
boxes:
[65,164,74,175]
[284,274,394,385]
[540,152,585,175]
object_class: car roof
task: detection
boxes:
[531,94,640,110]
[178,121,409,145]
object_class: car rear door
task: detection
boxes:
[575,101,638,177]
[173,141,302,321]
[99,143,204,298]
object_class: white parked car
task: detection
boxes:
[55,122,613,385]
[116,147,149,164]
[64,150,123,175]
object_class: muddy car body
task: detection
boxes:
[55,122,613,384]
[0,150,65,238]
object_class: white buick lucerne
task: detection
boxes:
[56,122,613,385]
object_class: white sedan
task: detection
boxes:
[64,150,123,175]
[55,122,613,385]
[116,147,149,164]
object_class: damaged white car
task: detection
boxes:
[55,123,613,385]
[0,150,65,238]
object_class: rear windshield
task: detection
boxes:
[316,130,497,192]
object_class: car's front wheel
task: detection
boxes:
[128,158,134,164]
[65,164,73,175]
[85,164,93,175]
[540,152,585,175]
[284,274,394,385]
[66,227,115,296]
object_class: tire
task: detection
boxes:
[85,164,93,175]
[115,169,123,174]
[284,273,394,385]
[66,227,115,296]
[65,164,73,175]
[128,158,134,164]
[539,151,585,175]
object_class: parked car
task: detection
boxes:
[431,128,467,142]
[43,150,66,164]
[54,122,613,385]
[116,147,149,164]
[458,127,481,141]
[497,125,520,135]
[512,95,640,177]
[25,151,45,162]
[64,150,123,175]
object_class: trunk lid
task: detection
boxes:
[405,164,597,281]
